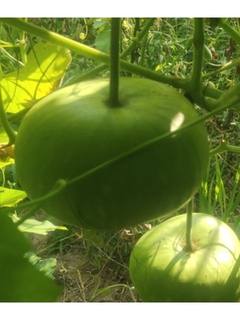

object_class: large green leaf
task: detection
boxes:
[0,187,26,207]
[0,213,61,301]
[1,42,71,113]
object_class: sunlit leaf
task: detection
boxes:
[0,213,61,301]
[0,187,26,207]
[1,42,71,113]
[15,217,67,235]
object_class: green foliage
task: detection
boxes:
[0,213,61,301]
[1,17,240,302]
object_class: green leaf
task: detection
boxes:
[1,42,71,113]
[16,217,67,235]
[0,187,26,207]
[0,213,61,301]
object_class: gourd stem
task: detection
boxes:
[109,18,121,107]
[185,200,193,252]
[0,87,17,145]
[191,18,205,106]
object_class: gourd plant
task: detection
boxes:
[0,18,240,301]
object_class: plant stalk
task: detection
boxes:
[185,200,193,252]
[109,18,121,107]
[210,141,240,156]
[191,18,205,106]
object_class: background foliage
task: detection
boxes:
[1,18,240,301]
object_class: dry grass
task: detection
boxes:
[30,223,155,302]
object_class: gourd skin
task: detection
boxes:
[15,78,209,229]
[129,213,240,302]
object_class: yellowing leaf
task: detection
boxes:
[0,187,26,207]
[1,42,71,113]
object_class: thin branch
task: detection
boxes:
[185,200,193,252]
[210,141,240,156]
[109,18,121,107]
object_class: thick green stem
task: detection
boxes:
[185,200,193,252]
[109,18,121,107]
[0,87,16,145]
[191,18,205,105]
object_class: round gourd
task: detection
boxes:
[15,78,209,230]
[129,212,240,301]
